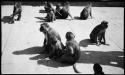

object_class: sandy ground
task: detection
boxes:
[1,5,124,74]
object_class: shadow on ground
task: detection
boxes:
[39,9,46,13]
[79,39,96,47]
[74,16,82,20]
[78,51,124,69]
[79,39,110,47]
[1,16,14,24]
[35,17,46,20]
[12,45,124,69]
[13,46,44,55]
[37,58,70,68]
[35,17,48,23]
[74,16,95,20]
[79,39,123,69]
[13,46,70,68]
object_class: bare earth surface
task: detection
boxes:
[1,5,124,74]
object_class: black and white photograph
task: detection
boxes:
[1,0,124,74]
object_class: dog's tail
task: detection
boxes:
[73,63,80,73]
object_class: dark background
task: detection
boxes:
[1,0,124,1]
[1,0,124,7]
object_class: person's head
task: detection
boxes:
[66,31,75,41]
[101,20,108,29]
[40,23,50,33]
